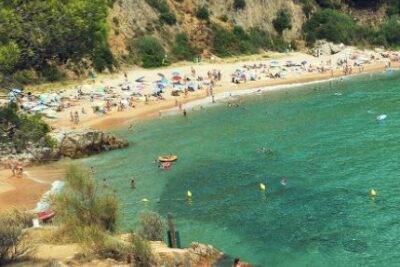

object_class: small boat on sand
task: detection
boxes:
[158,155,178,162]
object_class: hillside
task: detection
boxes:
[1,0,400,87]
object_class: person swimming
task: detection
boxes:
[280,177,287,186]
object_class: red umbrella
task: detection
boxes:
[172,75,182,81]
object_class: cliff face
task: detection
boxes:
[107,0,305,57]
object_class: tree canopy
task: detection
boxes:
[0,0,114,76]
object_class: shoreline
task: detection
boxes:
[51,61,399,132]
[0,58,398,210]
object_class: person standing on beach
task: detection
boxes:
[70,111,74,122]
[74,111,79,124]
[183,109,187,117]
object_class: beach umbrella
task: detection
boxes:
[172,75,182,81]
[172,71,180,76]
[286,60,293,66]
[301,60,307,65]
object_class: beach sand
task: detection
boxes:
[1,50,398,210]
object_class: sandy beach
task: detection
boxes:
[1,49,399,210]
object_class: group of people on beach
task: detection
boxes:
[10,163,24,177]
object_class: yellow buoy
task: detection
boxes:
[259,183,266,191]
[187,190,192,198]
[141,198,149,202]
[370,189,377,198]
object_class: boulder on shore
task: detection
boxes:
[0,129,129,167]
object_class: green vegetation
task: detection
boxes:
[213,25,289,57]
[0,0,115,82]
[51,165,157,265]
[303,9,356,44]
[0,210,33,265]
[233,0,246,10]
[301,0,317,19]
[0,103,53,152]
[53,165,119,233]
[196,6,210,20]
[302,5,400,48]
[273,9,292,36]
[172,33,196,61]
[145,0,177,25]
[138,211,165,241]
[135,37,167,68]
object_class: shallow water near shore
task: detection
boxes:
[82,70,400,266]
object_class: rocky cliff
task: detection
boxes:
[0,129,129,167]
[108,0,305,58]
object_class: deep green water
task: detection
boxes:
[82,71,400,266]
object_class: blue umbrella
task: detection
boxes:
[301,60,307,65]
[172,71,180,76]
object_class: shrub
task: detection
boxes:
[302,9,356,44]
[76,226,130,261]
[131,233,155,267]
[41,64,65,82]
[233,0,246,10]
[52,165,119,234]
[380,17,400,47]
[112,16,119,27]
[0,42,20,74]
[273,9,292,36]
[302,0,316,19]
[0,103,52,151]
[213,25,285,56]
[135,36,167,68]
[138,211,165,241]
[160,12,177,25]
[218,14,229,22]
[196,6,210,20]
[172,33,196,61]
[315,0,341,9]
[0,210,33,265]
[14,69,37,85]
[92,45,115,72]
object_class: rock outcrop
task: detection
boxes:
[0,129,129,167]
[52,129,129,159]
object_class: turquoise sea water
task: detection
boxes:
[82,71,400,266]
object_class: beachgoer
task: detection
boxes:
[183,109,187,117]
[103,178,108,188]
[81,107,86,114]
[10,164,16,176]
[233,257,240,267]
[74,111,79,124]
[70,111,74,122]
[281,177,288,186]
[131,179,136,189]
